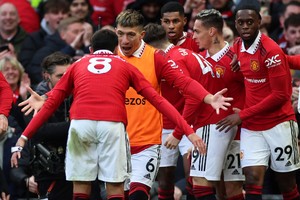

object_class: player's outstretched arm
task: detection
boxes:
[11,136,27,168]
[18,86,46,116]
[203,88,233,114]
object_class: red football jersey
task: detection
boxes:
[22,50,196,139]
[234,33,295,131]
[177,32,199,53]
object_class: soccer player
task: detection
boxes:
[115,9,231,200]
[195,9,245,200]
[160,1,199,52]
[144,23,213,200]
[216,1,300,200]
[164,8,244,200]
[11,29,229,200]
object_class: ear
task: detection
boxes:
[89,46,94,53]
[209,27,216,37]
[183,16,187,26]
[140,30,146,39]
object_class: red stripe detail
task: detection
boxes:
[193,185,214,198]
[158,188,174,199]
[245,184,262,195]
[282,185,300,200]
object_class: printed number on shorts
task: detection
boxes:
[227,153,241,169]
[146,158,155,172]
[192,149,199,163]
[192,52,214,76]
[87,57,112,74]
[275,145,292,161]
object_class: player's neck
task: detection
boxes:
[208,37,226,56]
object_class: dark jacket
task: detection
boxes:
[26,32,89,85]
[0,26,27,58]
[19,28,48,79]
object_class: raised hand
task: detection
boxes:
[210,88,233,114]
[18,86,45,116]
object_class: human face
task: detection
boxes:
[285,25,300,47]
[60,22,84,45]
[0,3,19,34]
[47,64,69,88]
[235,10,261,44]
[208,0,227,10]
[161,12,186,44]
[280,5,300,27]
[69,0,89,20]
[116,25,145,57]
[44,11,69,32]
[193,19,211,50]
[1,61,20,89]
[142,2,161,20]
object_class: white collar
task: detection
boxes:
[93,50,113,55]
[205,42,230,62]
[176,32,187,46]
[240,31,261,54]
[118,40,146,58]
[164,43,175,53]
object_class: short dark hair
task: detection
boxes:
[90,29,118,52]
[161,2,184,17]
[42,52,72,74]
[235,0,261,19]
[43,0,70,15]
[281,1,300,16]
[195,9,224,34]
[284,13,300,29]
[144,23,167,44]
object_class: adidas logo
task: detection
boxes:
[285,161,292,167]
[232,169,240,175]
[191,165,196,170]
[144,173,151,180]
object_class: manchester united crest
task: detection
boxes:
[215,65,226,77]
[250,59,260,72]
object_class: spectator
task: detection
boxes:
[26,16,91,86]
[68,0,95,29]
[128,0,166,25]
[0,2,28,58]
[283,14,300,55]
[0,56,30,130]
[19,0,70,77]
[276,1,300,48]
[0,0,40,33]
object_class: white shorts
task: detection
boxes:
[160,129,193,167]
[125,145,160,189]
[240,120,300,172]
[65,120,131,182]
[190,124,236,181]
[223,140,245,181]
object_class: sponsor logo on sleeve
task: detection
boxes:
[265,54,281,68]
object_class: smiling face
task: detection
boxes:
[115,25,145,57]
[69,0,89,20]
[235,9,261,46]
[0,3,19,34]
[161,11,186,44]
[1,60,21,89]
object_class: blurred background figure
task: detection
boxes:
[20,0,70,87]
[0,2,27,58]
